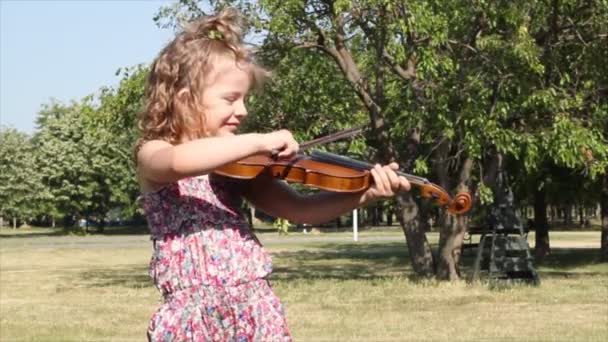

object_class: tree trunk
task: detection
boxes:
[601,175,608,261]
[371,205,379,226]
[437,213,468,280]
[565,204,573,226]
[397,194,435,276]
[452,215,468,267]
[534,185,551,259]
[13,217,17,229]
[97,219,106,234]
[433,141,473,280]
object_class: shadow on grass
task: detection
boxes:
[535,247,607,279]
[0,229,68,239]
[271,244,606,283]
[460,247,606,282]
[75,265,152,289]
[271,242,414,282]
[537,247,604,268]
[71,244,605,289]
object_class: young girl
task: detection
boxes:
[136,8,410,342]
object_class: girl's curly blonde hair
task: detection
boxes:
[136,8,268,154]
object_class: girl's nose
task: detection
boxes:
[235,99,248,118]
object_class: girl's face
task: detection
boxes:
[200,60,252,137]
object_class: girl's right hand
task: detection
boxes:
[261,130,299,159]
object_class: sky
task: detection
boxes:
[0,0,176,134]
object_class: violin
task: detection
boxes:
[215,150,472,215]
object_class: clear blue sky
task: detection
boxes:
[1,0,175,134]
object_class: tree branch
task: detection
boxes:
[382,50,416,81]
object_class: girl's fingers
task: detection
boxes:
[383,165,401,191]
[375,164,393,196]
[385,163,410,192]
[366,163,413,202]
[278,141,299,159]
[400,176,411,191]
[370,166,384,195]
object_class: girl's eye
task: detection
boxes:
[224,93,240,102]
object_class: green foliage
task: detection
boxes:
[477,183,494,205]
[34,100,109,222]
[244,47,367,156]
[0,128,45,223]
[96,66,149,217]
[543,114,608,178]
[273,217,290,235]
[30,66,148,224]
[413,159,429,175]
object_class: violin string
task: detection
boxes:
[310,150,430,185]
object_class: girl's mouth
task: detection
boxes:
[224,123,239,131]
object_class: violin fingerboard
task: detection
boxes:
[310,150,373,171]
[311,150,431,185]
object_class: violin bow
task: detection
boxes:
[299,125,366,151]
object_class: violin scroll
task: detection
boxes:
[449,192,472,214]
[418,184,472,215]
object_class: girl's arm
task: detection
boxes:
[137,130,298,188]
[243,163,410,225]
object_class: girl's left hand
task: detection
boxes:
[362,163,411,204]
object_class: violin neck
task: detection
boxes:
[310,150,430,186]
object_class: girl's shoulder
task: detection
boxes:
[137,139,172,160]
[136,139,174,194]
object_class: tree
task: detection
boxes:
[509,0,608,258]
[34,100,121,228]
[245,48,366,147]
[94,66,149,220]
[0,128,43,228]
[31,66,149,230]
[155,0,607,279]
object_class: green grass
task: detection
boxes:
[1,230,606,341]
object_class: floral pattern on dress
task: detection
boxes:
[141,174,291,341]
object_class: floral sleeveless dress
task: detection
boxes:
[140,174,292,342]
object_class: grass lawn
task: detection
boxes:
[0,228,606,341]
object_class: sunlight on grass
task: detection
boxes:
[1,231,606,341]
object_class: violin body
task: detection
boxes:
[215,155,372,192]
[214,151,472,215]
